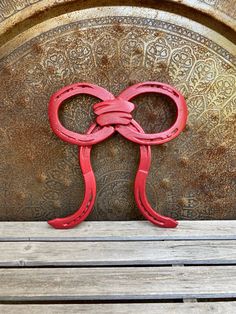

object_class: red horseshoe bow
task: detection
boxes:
[48,82,188,229]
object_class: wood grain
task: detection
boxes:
[1,221,236,241]
[0,240,236,266]
[0,302,235,314]
[0,266,236,301]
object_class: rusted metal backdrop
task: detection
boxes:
[0,1,235,221]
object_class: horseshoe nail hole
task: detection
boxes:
[58,94,100,133]
[137,83,163,89]
[56,88,74,99]
[132,93,177,133]
[162,86,179,97]
[78,84,93,89]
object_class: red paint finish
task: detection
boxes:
[48,82,188,229]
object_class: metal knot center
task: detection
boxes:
[93,97,135,126]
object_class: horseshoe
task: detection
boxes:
[48,123,97,229]
[48,82,187,229]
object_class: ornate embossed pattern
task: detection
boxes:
[199,0,236,18]
[0,0,235,23]
[0,16,235,221]
[0,0,40,22]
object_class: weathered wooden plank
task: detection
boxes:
[0,302,235,314]
[0,240,236,266]
[0,266,236,301]
[0,221,236,241]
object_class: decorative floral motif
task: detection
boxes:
[66,39,94,73]
[0,15,235,221]
[145,38,171,71]
[120,32,144,69]
[188,59,218,93]
[169,46,195,83]
[26,62,48,94]
[187,95,206,121]
[94,33,118,67]
[44,46,71,83]
[207,75,235,108]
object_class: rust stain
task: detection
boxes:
[112,22,124,33]
[134,47,142,55]
[101,55,109,66]
[17,96,29,108]
[0,7,235,221]
[31,42,43,54]
[47,66,55,74]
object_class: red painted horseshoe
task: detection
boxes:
[48,82,187,229]
[117,82,187,145]
[48,83,115,146]
[130,119,178,228]
[48,124,97,229]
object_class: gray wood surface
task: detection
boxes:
[0,302,235,314]
[0,266,236,301]
[1,221,236,241]
[0,240,236,266]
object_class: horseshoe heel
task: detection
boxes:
[48,124,97,229]
[48,82,187,229]
[130,120,178,228]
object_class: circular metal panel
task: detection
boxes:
[0,6,235,221]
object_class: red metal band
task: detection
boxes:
[48,83,115,146]
[117,82,187,145]
[47,123,97,229]
[48,82,187,229]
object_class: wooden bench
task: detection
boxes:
[0,221,236,313]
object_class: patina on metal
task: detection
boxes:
[0,4,235,222]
